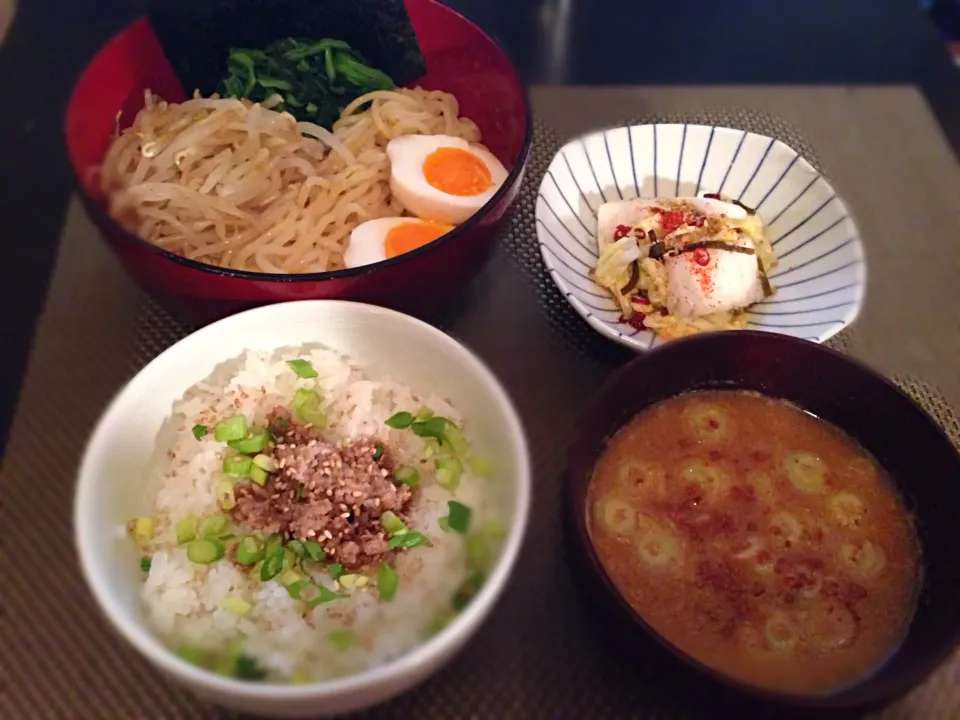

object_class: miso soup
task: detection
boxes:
[586,390,920,694]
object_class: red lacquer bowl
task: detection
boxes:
[64,0,531,324]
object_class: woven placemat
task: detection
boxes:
[1,105,958,720]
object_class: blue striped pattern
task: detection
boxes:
[535,124,866,352]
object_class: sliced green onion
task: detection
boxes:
[466,534,492,573]
[415,407,435,421]
[447,501,471,534]
[235,536,264,565]
[442,422,469,457]
[223,596,251,615]
[422,437,443,456]
[292,388,322,416]
[192,424,208,440]
[303,540,325,562]
[294,483,303,500]
[452,571,485,612]
[328,629,356,651]
[467,456,494,478]
[233,654,266,680]
[277,569,302,588]
[377,563,399,602]
[385,411,414,429]
[200,515,230,538]
[286,579,312,600]
[186,539,225,564]
[435,458,463,492]
[302,407,326,427]
[223,455,253,477]
[339,574,359,589]
[175,516,198,545]
[140,556,152,573]
[380,511,406,535]
[281,548,297,573]
[372,443,384,461]
[264,534,284,557]
[438,516,451,533]
[252,454,276,472]
[286,358,318,378]
[214,414,247,442]
[411,416,447,442]
[129,516,154,547]
[175,644,206,667]
[327,563,344,580]
[216,480,236,510]
[228,428,271,454]
[394,466,420,486]
[388,530,429,549]
[249,465,268,486]
[260,548,284,581]
[287,540,305,557]
[481,520,507,540]
[305,584,350,607]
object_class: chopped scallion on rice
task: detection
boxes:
[187,539,225,564]
[385,411,414,429]
[286,358,318,378]
[447,501,471,534]
[377,562,398,601]
[214,414,247,442]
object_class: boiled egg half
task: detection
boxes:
[344,217,454,269]
[386,134,508,225]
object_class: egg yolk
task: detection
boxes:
[384,221,453,257]
[422,147,493,196]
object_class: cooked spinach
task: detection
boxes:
[219,36,395,127]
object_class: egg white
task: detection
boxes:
[386,134,508,225]
[344,217,450,269]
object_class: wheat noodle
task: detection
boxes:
[100,87,481,273]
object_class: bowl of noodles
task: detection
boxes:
[63,0,531,322]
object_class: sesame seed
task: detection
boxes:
[324,530,333,540]
[307,530,316,537]
[352,491,362,498]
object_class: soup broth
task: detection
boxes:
[586,390,920,694]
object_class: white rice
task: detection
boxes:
[138,345,489,681]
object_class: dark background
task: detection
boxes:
[0,0,958,458]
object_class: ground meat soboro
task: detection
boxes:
[231,407,414,570]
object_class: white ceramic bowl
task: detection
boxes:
[536,123,866,351]
[74,300,531,718]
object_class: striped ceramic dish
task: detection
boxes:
[535,124,866,351]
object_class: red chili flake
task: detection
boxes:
[632,296,650,306]
[703,192,722,200]
[659,210,685,233]
[618,312,647,330]
[692,248,711,266]
[613,224,631,241]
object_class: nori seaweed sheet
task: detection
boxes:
[147,0,427,99]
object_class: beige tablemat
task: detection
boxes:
[2,86,960,720]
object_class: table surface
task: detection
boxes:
[4,86,960,720]
[0,0,959,458]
